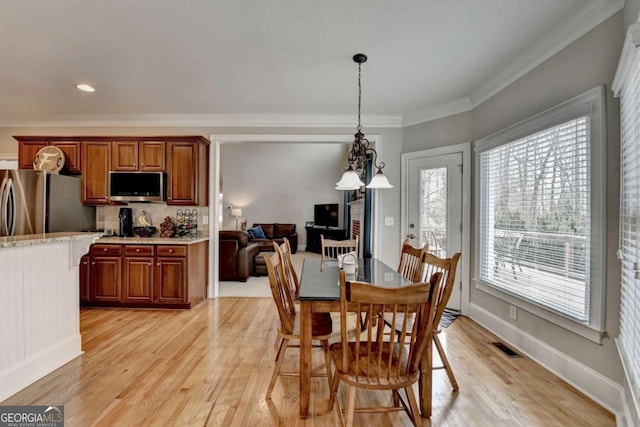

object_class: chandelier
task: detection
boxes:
[336,53,393,191]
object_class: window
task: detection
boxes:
[613,23,640,412]
[475,87,606,341]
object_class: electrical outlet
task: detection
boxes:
[202,215,208,225]
[509,305,517,321]
[384,217,394,226]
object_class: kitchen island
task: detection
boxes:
[0,232,100,401]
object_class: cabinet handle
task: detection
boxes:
[141,163,145,166]
[136,248,140,252]
[82,261,88,265]
[104,248,108,252]
[91,262,96,265]
[169,249,173,253]
[133,162,137,167]
[148,262,152,266]
[157,263,160,266]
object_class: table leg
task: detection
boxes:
[300,301,312,418]
[419,334,433,417]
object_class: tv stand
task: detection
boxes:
[305,226,347,254]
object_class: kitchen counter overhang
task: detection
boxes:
[96,236,209,245]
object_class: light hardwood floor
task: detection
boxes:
[2,299,614,426]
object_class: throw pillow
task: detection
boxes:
[247,225,266,239]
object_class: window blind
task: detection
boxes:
[479,117,591,322]
[618,46,640,404]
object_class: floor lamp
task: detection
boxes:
[231,208,242,230]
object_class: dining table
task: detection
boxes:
[298,257,436,419]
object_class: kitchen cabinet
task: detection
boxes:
[123,245,155,303]
[15,138,81,174]
[156,245,187,304]
[82,142,111,205]
[79,254,90,302]
[83,240,207,309]
[89,244,123,302]
[17,141,47,169]
[166,139,209,206]
[14,135,209,206]
[112,141,165,171]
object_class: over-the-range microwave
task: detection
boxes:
[108,171,166,202]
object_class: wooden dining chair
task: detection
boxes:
[397,239,429,282]
[273,237,299,300]
[263,251,334,400]
[320,235,359,267]
[327,270,442,427]
[383,251,462,392]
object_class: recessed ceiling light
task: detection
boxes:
[75,84,95,93]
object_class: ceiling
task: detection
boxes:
[0,0,622,127]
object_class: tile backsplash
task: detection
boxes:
[97,204,209,237]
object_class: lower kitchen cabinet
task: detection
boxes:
[79,254,90,302]
[82,241,207,309]
[89,244,123,302]
[123,245,155,303]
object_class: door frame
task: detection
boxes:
[206,133,383,299]
[400,142,471,315]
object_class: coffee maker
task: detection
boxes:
[118,207,133,237]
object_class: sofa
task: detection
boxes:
[247,223,298,254]
[219,230,260,282]
[247,223,298,276]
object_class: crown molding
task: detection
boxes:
[402,97,473,127]
[469,0,624,110]
[209,134,354,144]
[0,113,403,129]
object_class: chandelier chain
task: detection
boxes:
[357,62,362,133]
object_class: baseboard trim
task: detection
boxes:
[0,334,82,402]
[469,303,623,419]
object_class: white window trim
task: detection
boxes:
[473,86,607,343]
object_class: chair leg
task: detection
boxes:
[405,386,423,427]
[327,370,341,411]
[321,339,333,390]
[433,333,459,391]
[345,385,357,427]
[266,337,289,399]
[273,334,281,353]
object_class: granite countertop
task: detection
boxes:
[97,236,209,245]
[0,232,103,248]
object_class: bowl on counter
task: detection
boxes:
[133,226,157,237]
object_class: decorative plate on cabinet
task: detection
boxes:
[33,146,65,174]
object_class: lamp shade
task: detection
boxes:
[335,170,365,191]
[231,208,242,217]
[366,170,394,189]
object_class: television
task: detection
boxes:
[314,203,340,228]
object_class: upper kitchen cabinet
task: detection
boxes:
[17,141,46,169]
[166,137,209,206]
[15,137,82,174]
[82,141,111,204]
[112,140,165,171]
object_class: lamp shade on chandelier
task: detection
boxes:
[336,53,393,191]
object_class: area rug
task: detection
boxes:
[440,308,461,328]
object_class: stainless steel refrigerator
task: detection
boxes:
[0,170,96,236]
